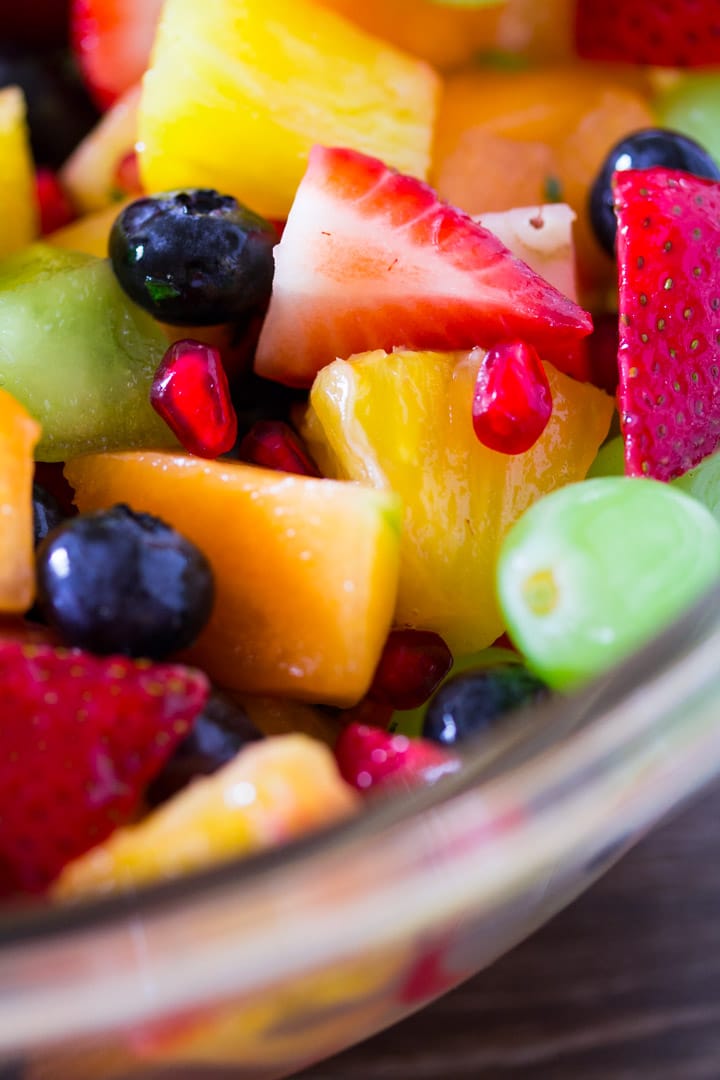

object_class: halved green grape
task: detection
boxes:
[497,477,720,690]
[673,450,720,523]
[655,74,720,168]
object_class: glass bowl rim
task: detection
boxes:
[2,579,720,948]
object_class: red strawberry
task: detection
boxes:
[614,168,720,482]
[255,147,593,387]
[575,0,720,67]
[335,723,459,794]
[0,641,208,896]
[71,0,164,110]
[238,420,320,477]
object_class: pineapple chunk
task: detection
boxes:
[0,87,37,257]
[55,736,358,897]
[302,349,614,655]
[138,0,439,219]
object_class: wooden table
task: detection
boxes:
[299,782,720,1079]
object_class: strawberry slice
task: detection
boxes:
[575,0,720,67]
[255,146,592,387]
[0,641,208,896]
[615,168,720,482]
[71,0,164,110]
[335,723,459,794]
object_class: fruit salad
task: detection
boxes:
[1,0,720,905]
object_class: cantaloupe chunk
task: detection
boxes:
[0,390,40,613]
[66,452,402,705]
[138,0,439,220]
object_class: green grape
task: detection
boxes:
[496,477,720,690]
[391,646,519,737]
[587,435,625,479]
[673,450,720,522]
[655,74,720,167]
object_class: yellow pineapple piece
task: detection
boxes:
[138,0,439,220]
[302,350,614,655]
[0,87,37,257]
[55,736,358,897]
[0,390,40,613]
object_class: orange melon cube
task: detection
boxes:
[65,452,402,705]
[0,390,40,613]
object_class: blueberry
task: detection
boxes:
[0,49,98,167]
[423,663,549,748]
[35,504,214,659]
[146,691,263,806]
[110,189,277,326]
[32,482,64,548]
[589,128,720,256]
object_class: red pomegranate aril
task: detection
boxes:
[35,168,76,235]
[369,629,452,711]
[151,339,238,459]
[335,723,459,793]
[472,341,552,456]
[238,420,320,477]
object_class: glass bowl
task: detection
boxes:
[3,585,720,1080]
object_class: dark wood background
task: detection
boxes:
[299,782,720,1079]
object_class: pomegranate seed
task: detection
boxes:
[369,629,452,711]
[238,420,319,477]
[113,151,143,198]
[35,169,76,235]
[472,341,552,456]
[335,723,458,793]
[151,340,238,459]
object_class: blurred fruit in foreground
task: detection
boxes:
[0,391,40,614]
[0,87,37,257]
[1,640,208,896]
[66,452,402,705]
[55,735,358,897]
[138,0,440,220]
[302,348,614,655]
